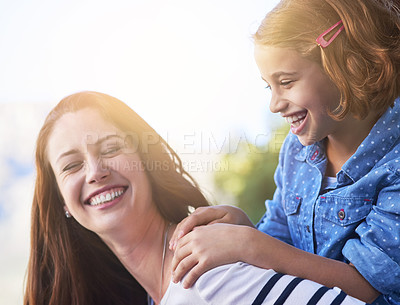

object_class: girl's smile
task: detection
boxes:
[282,110,308,134]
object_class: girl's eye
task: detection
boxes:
[280,80,293,87]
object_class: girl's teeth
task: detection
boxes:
[286,112,306,125]
[292,119,304,127]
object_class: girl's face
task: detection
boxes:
[47,108,155,235]
[254,45,342,146]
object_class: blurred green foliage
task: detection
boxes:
[214,125,289,224]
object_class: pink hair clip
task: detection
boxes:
[316,20,344,48]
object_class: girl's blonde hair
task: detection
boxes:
[254,0,400,119]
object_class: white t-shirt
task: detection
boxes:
[160,262,365,305]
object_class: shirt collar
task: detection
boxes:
[341,97,400,182]
[293,97,400,183]
[295,140,326,164]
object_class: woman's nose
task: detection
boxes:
[85,157,110,184]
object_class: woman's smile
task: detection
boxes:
[84,185,128,209]
[47,108,155,234]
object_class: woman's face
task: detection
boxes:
[254,45,342,146]
[47,108,155,235]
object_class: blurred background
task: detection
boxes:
[0,0,286,303]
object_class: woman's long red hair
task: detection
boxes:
[24,91,209,305]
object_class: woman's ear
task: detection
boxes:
[64,206,72,218]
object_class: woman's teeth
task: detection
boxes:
[286,112,307,126]
[88,188,125,206]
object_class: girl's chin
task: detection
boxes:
[297,135,318,147]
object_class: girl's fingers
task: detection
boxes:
[171,237,192,273]
[172,224,242,288]
[172,253,199,285]
[181,263,211,289]
[170,207,225,250]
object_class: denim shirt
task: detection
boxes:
[257,98,400,305]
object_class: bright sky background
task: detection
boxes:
[0,0,282,136]
[0,0,281,303]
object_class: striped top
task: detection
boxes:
[159,262,366,305]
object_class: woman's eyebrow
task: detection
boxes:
[56,149,80,164]
[56,135,124,163]
[97,134,124,143]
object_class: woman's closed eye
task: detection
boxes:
[101,145,122,157]
[62,161,84,173]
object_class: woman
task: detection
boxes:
[24,91,365,305]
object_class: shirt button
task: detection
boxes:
[338,209,345,220]
[306,225,310,233]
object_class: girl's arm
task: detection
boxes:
[169,205,254,250]
[170,132,292,250]
[244,227,380,303]
[172,223,380,304]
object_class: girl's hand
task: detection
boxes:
[169,205,254,251]
[171,223,252,288]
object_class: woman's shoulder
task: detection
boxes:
[162,262,366,305]
[161,262,274,304]
[195,262,277,303]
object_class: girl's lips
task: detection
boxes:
[290,111,308,135]
[284,111,307,124]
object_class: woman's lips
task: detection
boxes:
[85,186,127,206]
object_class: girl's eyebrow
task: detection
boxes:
[271,71,298,78]
[261,72,298,83]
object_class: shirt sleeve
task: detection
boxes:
[342,180,400,303]
[257,135,293,246]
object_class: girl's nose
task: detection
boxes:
[85,157,110,184]
[269,92,288,114]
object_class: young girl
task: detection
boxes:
[170,0,400,304]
